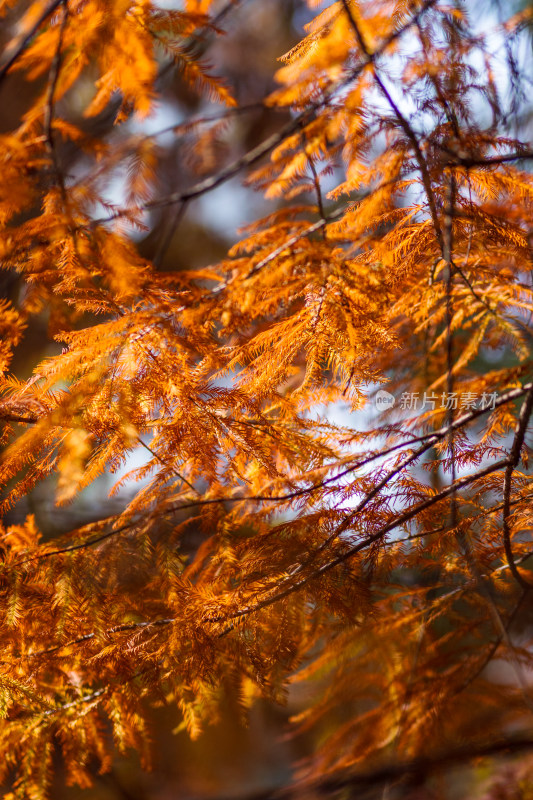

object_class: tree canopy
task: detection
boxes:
[1,0,533,798]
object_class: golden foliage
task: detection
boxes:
[1,0,533,797]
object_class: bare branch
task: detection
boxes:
[503,385,533,590]
[0,0,63,87]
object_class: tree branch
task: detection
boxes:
[0,0,63,87]
[88,0,439,226]
[503,385,533,590]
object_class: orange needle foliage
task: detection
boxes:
[1,0,533,797]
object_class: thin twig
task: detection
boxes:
[443,171,533,711]
[88,0,439,226]
[0,0,63,87]
[10,381,533,565]
[452,588,529,697]
[502,385,533,590]
[43,0,68,197]
[137,435,198,494]
[19,545,533,666]
[241,208,344,281]
[340,0,444,252]
[222,457,510,622]
[152,201,188,268]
